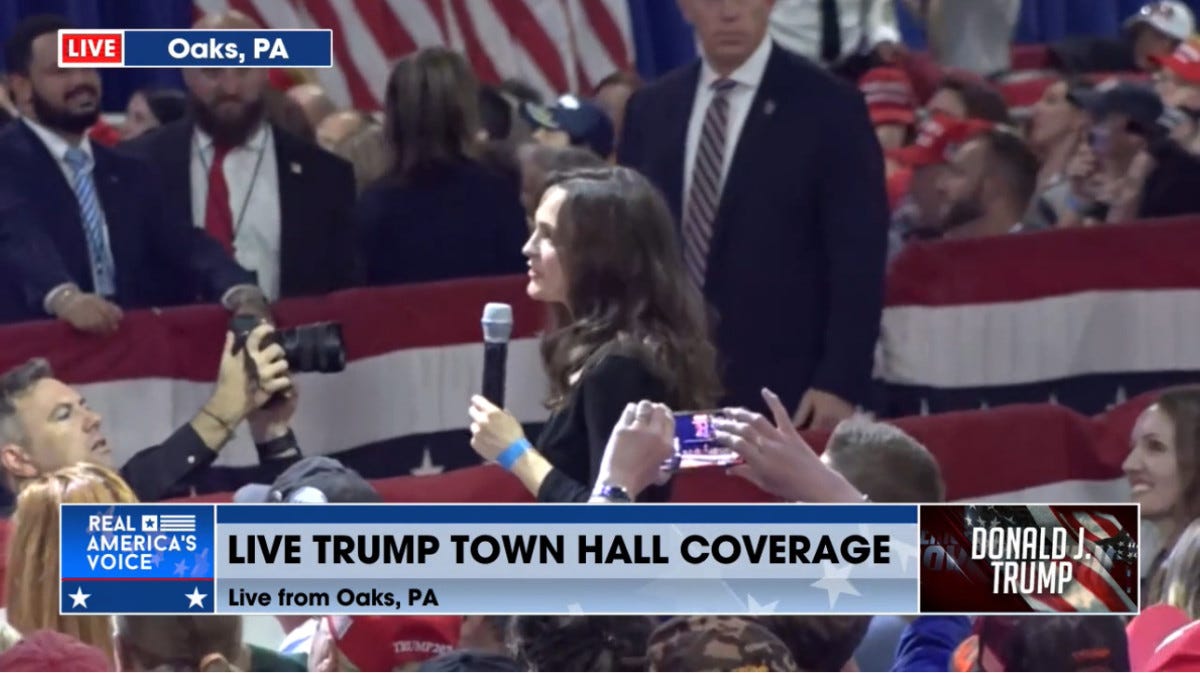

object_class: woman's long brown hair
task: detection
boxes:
[1143,385,1200,604]
[536,166,721,410]
[384,46,480,184]
[5,463,138,664]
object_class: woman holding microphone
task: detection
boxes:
[467,166,719,503]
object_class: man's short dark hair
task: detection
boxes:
[593,70,642,95]
[939,75,1013,125]
[0,358,52,446]
[825,417,945,502]
[478,86,513,141]
[980,129,1040,213]
[499,78,542,105]
[4,14,74,76]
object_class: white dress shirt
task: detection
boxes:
[683,34,774,206]
[769,0,900,63]
[22,117,116,308]
[190,124,283,301]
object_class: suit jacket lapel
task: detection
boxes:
[664,62,702,225]
[14,123,77,215]
[710,46,784,257]
[271,126,302,295]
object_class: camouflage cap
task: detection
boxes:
[646,616,799,672]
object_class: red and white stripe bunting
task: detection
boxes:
[194,0,634,108]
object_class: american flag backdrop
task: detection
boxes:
[193,0,635,108]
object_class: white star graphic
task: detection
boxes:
[185,587,207,609]
[68,587,91,608]
[409,448,445,476]
[811,563,860,609]
[746,594,779,614]
[859,523,920,575]
[891,538,921,574]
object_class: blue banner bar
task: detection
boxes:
[215,503,918,525]
[61,579,215,614]
[124,30,331,68]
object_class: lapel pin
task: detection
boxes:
[290,162,302,175]
[764,100,776,116]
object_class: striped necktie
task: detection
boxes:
[682,78,737,290]
[63,146,116,297]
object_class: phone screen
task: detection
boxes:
[673,411,742,468]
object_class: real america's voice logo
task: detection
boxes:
[86,512,198,572]
[62,504,216,614]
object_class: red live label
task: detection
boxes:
[60,32,123,65]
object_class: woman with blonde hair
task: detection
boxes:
[5,463,138,663]
[1159,518,1200,617]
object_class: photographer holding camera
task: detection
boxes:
[0,322,303,507]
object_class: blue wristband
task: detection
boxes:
[497,438,532,471]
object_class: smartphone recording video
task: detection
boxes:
[673,410,743,469]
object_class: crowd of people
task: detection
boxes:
[3,0,1200,670]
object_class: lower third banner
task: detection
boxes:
[60,504,216,615]
[214,504,919,615]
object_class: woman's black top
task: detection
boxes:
[355,159,527,286]
[535,353,673,503]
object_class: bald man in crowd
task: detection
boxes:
[287,82,337,130]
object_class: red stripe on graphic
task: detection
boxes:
[1073,562,1130,612]
[62,577,212,582]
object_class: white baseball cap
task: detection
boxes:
[1127,1,1196,41]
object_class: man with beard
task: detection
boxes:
[0,14,265,330]
[123,11,359,301]
[935,129,1040,239]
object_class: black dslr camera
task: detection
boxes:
[229,315,347,374]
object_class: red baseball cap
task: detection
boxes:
[1128,605,1193,671]
[887,113,993,168]
[1153,40,1200,84]
[327,614,462,670]
[860,66,917,127]
[1142,617,1200,672]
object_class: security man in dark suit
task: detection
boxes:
[122,10,360,301]
[0,15,266,332]
[618,0,888,428]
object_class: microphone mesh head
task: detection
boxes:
[482,302,513,342]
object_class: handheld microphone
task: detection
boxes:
[481,303,513,408]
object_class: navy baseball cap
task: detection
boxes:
[1076,80,1165,128]
[234,456,381,504]
[520,95,614,158]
